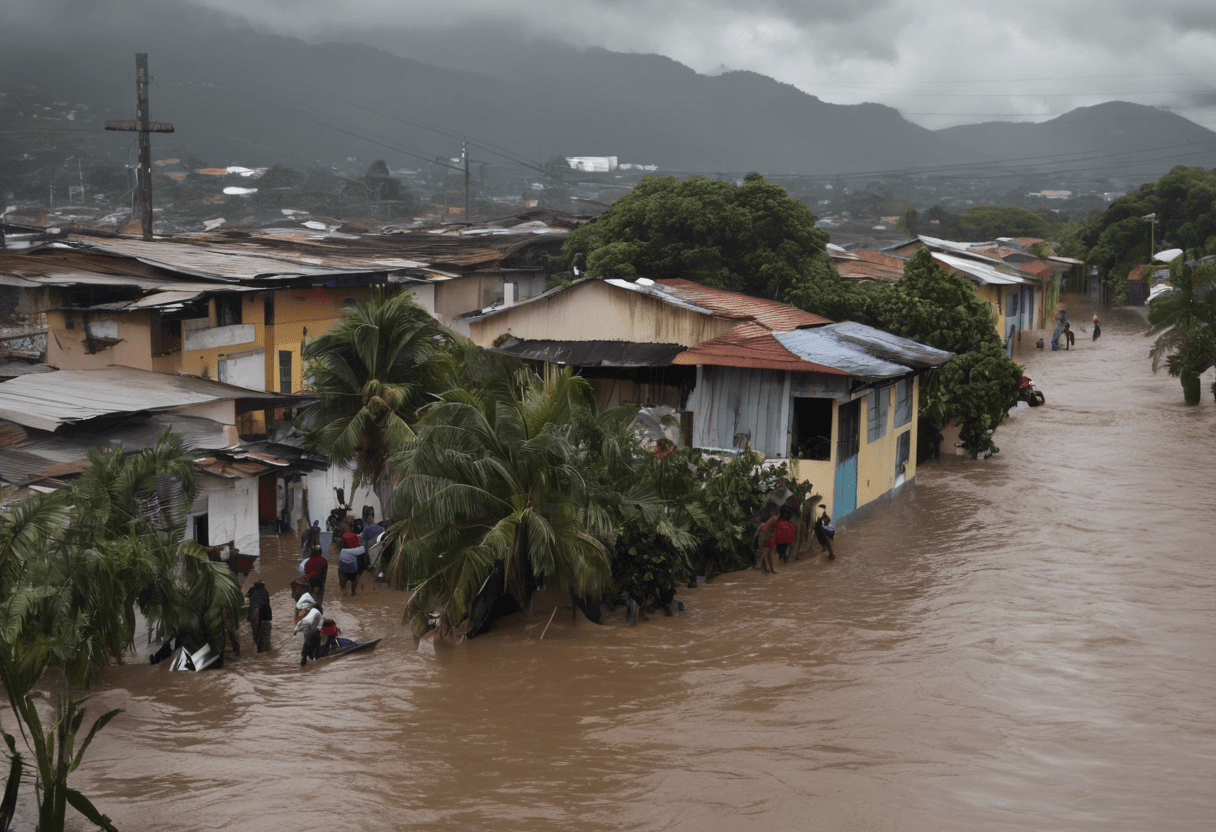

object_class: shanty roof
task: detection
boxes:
[492,338,687,367]
[654,279,830,330]
[0,366,291,432]
[675,321,952,381]
[931,252,1033,286]
[830,249,906,282]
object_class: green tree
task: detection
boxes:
[0,433,240,832]
[363,159,402,202]
[387,368,611,637]
[296,289,455,511]
[1147,259,1216,404]
[562,173,831,299]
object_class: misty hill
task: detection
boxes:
[0,1,982,176]
[936,102,1216,179]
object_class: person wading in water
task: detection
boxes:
[813,511,837,560]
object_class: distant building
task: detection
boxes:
[565,156,618,173]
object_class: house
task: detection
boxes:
[0,366,306,556]
[879,235,1068,355]
[469,277,951,521]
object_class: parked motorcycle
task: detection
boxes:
[1018,375,1046,407]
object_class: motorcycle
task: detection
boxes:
[1018,375,1046,407]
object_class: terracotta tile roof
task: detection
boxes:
[1127,264,1147,281]
[655,278,830,331]
[672,323,848,373]
[1017,260,1057,278]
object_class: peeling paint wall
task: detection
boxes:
[301,463,383,528]
[46,307,156,371]
[688,366,788,457]
[198,476,260,557]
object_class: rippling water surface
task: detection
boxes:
[80,306,1216,831]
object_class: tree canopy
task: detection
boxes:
[923,204,1058,241]
[562,173,831,299]
[1065,166,1216,300]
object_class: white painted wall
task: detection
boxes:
[217,349,265,390]
[176,400,237,425]
[86,317,119,339]
[198,476,260,556]
[184,323,256,352]
[403,284,436,316]
[300,463,384,527]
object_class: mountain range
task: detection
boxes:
[2,3,1214,181]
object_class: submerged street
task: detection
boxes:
[78,306,1215,831]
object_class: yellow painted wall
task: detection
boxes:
[974,284,1005,338]
[46,308,156,371]
[468,280,738,348]
[856,381,917,509]
[181,293,265,383]
[266,287,375,394]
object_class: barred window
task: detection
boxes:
[895,378,913,428]
[867,386,889,443]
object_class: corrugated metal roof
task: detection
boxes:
[676,321,952,381]
[931,252,1032,286]
[672,323,847,374]
[655,279,831,330]
[0,366,289,432]
[493,338,687,367]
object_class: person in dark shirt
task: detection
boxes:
[813,511,836,561]
[245,580,273,653]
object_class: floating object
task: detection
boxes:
[308,639,381,665]
[168,644,220,672]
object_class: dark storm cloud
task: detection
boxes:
[5,0,1215,129]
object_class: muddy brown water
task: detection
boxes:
[72,307,1215,831]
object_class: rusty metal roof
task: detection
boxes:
[675,321,952,380]
[672,323,847,374]
[655,279,830,330]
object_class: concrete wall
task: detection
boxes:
[265,287,374,395]
[197,475,260,556]
[46,307,156,371]
[300,463,384,528]
[218,348,265,390]
[468,280,738,348]
[182,293,267,384]
[856,378,917,510]
[176,400,238,425]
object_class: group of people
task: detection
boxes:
[292,588,356,665]
[1049,311,1101,351]
[756,502,836,574]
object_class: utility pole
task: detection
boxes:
[105,53,174,240]
[462,140,470,224]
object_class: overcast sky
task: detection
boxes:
[188,0,1216,130]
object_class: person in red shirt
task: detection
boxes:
[303,545,328,604]
[338,520,360,551]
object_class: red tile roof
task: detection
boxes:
[1017,260,1057,278]
[655,279,830,331]
[671,322,847,373]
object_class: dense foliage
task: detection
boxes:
[0,433,241,832]
[1065,166,1216,303]
[562,173,831,299]
[919,204,1059,241]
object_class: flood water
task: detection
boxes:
[78,305,1215,831]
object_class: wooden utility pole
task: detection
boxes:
[462,140,470,223]
[105,53,174,240]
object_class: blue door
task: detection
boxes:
[834,399,860,518]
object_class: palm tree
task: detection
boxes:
[297,289,456,512]
[386,368,611,637]
[1147,260,1216,404]
[0,432,240,832]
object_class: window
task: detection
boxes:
[216,295,243,327]
[791,397,833,460]
[279,350,292,393]
[895,431,910,479]
[867,386,889,443]
[1006,293,1018,317]
[264,292,275,325]
[894,378,913,428]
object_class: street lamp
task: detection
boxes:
[1142,213,1157,257]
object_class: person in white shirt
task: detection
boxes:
[294,606,323,666]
